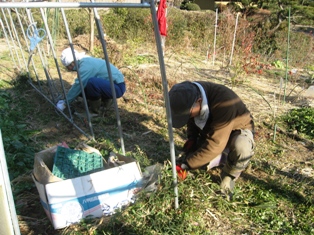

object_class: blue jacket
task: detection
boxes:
[66,57,124,103]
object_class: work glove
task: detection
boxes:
[176,155,190,181]
[183,138,197,153]
[176,153,190,170]
[57,100,66,111]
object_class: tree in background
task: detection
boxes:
[227,0,314,34]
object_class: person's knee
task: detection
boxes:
[115,82,126,98]
[225,130,255,174]
[234,136,253,157]
[115,92,123,99]
[233,130,254,156]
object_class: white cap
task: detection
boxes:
[60,47,88,67]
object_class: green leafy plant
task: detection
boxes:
[272,60,285,69]
[282,107,314,139]
[305,74,314,85]
[0,90,36,180]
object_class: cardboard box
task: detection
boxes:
[33,162,142,229]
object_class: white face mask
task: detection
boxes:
[66,62,77,71]
[192,82,210,130]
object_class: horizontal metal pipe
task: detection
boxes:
[0,2,151,8]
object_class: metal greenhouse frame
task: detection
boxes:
[0,0,179,215]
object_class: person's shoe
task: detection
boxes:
[89,99,101,114]
[220,173,235,201]
[102,99,113,108]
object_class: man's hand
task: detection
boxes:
[176,153,191,181]
[176,153,190,170]
[183,138,197,153]
[57,100,66,111]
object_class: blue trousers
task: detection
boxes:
[84,77,126,101]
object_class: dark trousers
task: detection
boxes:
[84,77,126,101]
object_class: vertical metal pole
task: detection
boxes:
[91,0,126,155]
[0,130,21,235]
[283,7,291,103]
[149,0,179,209]
[1,8,21,68]
[6,8,27,69]
[40,7,73,115]
[59,2,95,139]
[15,8,30,72]
[0,18,16,67]
[212,8,218,65]
[25,9,57,102]
[229,12,239,66]
[17,8,43,92]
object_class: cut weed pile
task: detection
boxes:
[1,39,314,235]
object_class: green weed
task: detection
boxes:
[0,84,37,181]
[282,107,314,139]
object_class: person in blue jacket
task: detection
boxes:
[57,47,126,113]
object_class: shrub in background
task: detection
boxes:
[185,3,201,11]
[52,7,314,69]
[180,0,200,11]
[179,10,214,49]
[102,8,153,43]
[167,8,214,50]
[100,8,214,53]
[164,7,188,47]
[63,9,91,38]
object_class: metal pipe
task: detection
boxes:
[16,8,43,90]
[91,0,126,155]
[60,3,95,139]
[229,12,239,66]
[15,8,30,72]
[0,131,21,235]
[283,7,291,103]
[1,8,21,68]
[28,81,92,139]
[212,8,218,65]
[6,8,27,69]
[40,7,64,103]
[25,9,57,102]
[1,0,180,210]
[0,18,16,67]
[149,0,179,209]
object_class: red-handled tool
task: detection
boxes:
[176,165,188,181]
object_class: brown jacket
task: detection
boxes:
[186,81,254,169]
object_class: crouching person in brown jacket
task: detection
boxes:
[169,81,255,199]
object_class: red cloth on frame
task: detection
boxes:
[157,0,167,36]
